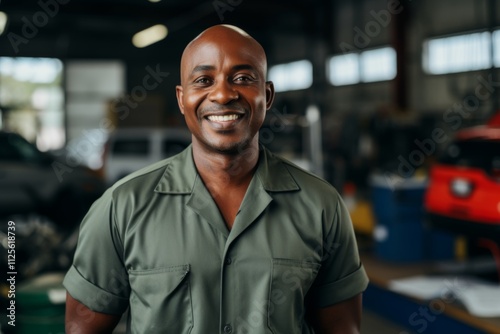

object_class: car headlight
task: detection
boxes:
[450,178,473,197]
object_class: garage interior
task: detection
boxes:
[0,0,500,333]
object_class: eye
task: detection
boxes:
[194,77,212,85]
[234,75,255,83]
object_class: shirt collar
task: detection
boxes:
[154,144,300,194]
[255,146,300,192]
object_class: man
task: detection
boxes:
[64,24,369,333]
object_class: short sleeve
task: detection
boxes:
[309,196,369,308]
[63,189,130,315]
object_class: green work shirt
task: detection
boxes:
[63,145,368,334]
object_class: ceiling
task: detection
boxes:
[0,0,330,62]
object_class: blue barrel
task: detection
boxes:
[370,174,454,262]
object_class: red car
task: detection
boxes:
[425,114,500,238]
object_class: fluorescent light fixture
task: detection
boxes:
[148,0,161,2]
[0,12,8,36]
[132,24,168,48]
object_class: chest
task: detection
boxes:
[120,193,325,271]
[120,192,328,333]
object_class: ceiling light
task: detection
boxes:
[132,24,168,48]
[0,12,8,36]
[148,0,161,2]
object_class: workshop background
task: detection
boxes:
[0,0,500,333]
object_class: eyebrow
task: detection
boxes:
[190,64,257,76]
[232,64,256,72]
[191,65,215,75]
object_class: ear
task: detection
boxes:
[265,81,275,110]
[176,85,185,115]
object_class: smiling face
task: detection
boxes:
[176,25,275,155]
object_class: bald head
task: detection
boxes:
[179,25,267,84]
[189,24,255,46]
[175,24,275,155]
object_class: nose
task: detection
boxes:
[208,79,239,104]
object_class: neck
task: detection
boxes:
[192,140,260,188]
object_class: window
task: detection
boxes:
[423,32,492,74]
[268,60,313,92]
[361,47,397,83]
[0,57,64,150]
[327,53,359,86]
[65,61,125,142]
[327,47,396,86]
[493,30,500,68]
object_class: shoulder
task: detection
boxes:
[269,151,340,200]
[87,157,172,218]
[103,146,192,207]
[110,158,171,194]
[264,150,350,235]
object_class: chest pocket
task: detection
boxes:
[268,259,321,334]
[128,264,193,334]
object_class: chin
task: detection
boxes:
[213,142,247,155]
[210,137,256,155]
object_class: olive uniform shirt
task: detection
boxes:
[63,145,369,334]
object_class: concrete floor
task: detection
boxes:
[361,309,413,334]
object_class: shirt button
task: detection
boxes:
[225,257,232,265]
[223,324,232,333]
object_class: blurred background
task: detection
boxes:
[0,0,500,333]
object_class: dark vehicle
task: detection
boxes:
[0,131,105,228]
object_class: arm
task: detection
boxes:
[64,190,130,333]
[65,292,122,334]
[309,293,363,334]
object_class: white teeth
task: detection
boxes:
[207,114,240,122]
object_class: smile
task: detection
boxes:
[207,114,242,122]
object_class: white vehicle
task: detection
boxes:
[104,128,191,185]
